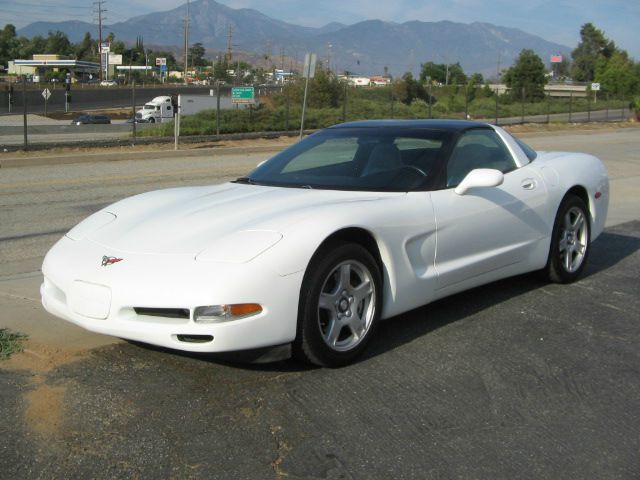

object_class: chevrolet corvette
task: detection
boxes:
[41,120,609,367]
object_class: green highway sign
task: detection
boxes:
[232,87,255,104]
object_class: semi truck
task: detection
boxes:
[135,94,237,123]
[135,96,175,123]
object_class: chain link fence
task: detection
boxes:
[1,80,635,149]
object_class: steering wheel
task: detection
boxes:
[396,165,428,177]
[386,165,428,190]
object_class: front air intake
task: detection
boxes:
[176,334,214,344]
[134,307,190,319]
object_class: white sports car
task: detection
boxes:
[41,120,609,367]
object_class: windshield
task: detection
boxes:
[242,127,453,191]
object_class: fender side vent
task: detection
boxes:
[176,334,214,344]
[134,307,190,319]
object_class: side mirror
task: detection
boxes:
[454,168,504,195]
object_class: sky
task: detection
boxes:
[1,0,638,58]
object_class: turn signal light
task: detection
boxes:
[194,304,263,323]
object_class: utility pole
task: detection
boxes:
[94,0,107,81]
[227,25,233,63]
[183,0,190,84]
[280,47,285,71]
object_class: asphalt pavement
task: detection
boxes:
[1,221,639,479]
[1,128,639,479]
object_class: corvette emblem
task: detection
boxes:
[101,255,123,267]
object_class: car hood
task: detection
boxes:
[85,183,400,255]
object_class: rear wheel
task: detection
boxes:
[294,242,382,367]
[545,194,591,283]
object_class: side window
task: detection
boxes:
[446,129,517,188]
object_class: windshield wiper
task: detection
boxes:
[234,176,257,184]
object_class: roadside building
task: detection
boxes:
[8,54,100,81]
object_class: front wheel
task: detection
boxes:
[149,117,155,124]
[545,194,591,283]
[294,242,382,367]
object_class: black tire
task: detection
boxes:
[293,242,382,368]
[149,117,155,124]
[545,194,591,283]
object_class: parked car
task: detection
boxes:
[41,120,609,367]
[71,114,111,125]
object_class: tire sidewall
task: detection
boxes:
[295,242,382,367]
[547,195,591,283]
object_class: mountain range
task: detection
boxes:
[17,0,570,77]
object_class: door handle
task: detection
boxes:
[521,179,537,190]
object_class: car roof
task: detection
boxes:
[328,119,491,132]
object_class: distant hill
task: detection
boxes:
[17,0,569,76]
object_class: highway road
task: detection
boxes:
[0,108,633,147]
[1,129,639,479]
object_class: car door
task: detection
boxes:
[431,128,548,292]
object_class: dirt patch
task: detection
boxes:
[24,382,65,438]
[1,340,89,441]
[0,135,297,160]
[0,339,88,374]
[506,120,640,136]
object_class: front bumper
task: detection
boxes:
[41,236,303,353]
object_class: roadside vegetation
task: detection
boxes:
[0,328,27,360]
[138,81,630,137]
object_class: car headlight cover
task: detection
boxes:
[66,211,116,241]
[194,304,263,323]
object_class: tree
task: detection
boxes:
[309,69,342,108]
[420,62,447,84]
[466,73,484,102]
[503,49,547,101]
[189,42,207,67]
[213,56,231,82]
[0,24,18,65]
[75,32,95,61]
[44,30,72,56]
[394,72,429,105]
[595,50,639,97]
[420,61,467,85]
[571,23,616,82]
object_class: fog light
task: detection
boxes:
[194,304,262,323]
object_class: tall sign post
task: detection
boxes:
[42,88,51,117]
[101,42,110,81]
[550,54,563,80]
[591,82,600,104]
[64,73,71,113]
[22,76,28,149]
[156,57,167,82]
[299,53,317,139]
